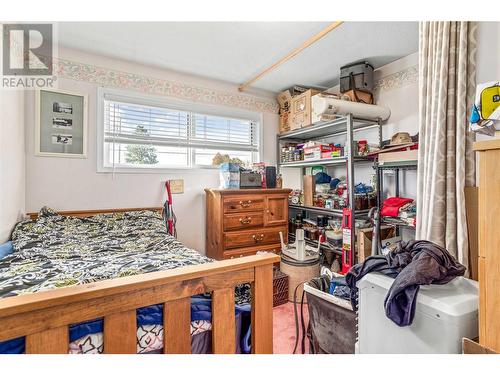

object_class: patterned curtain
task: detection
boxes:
[416,22,477,272]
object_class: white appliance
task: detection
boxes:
[357,273,478,354]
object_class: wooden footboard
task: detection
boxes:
[0,253,279,354]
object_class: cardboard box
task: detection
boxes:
[290,89,321,130]
[303,175,315,206]
[279,112,291,133]
[462,338,498,354]
[343,89,373,104]
[277,90,293,134]
[356,226,396,263]
[304,144,333,161]
[378,149,418,163]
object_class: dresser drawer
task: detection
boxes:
[223,211,263,231]
[224,226,286,250]
[223,196,264,213]
[223,244,281,259]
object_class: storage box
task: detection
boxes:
[462,338,498,354]
[273,269,289,307]
[279,112,291,133]
[290,89,321,130]
[356,226,395,263]
[343,89,374,104]
[303,175,315,206]
[357,273,479,353]
[239,172,262,189]
[378,149,418,163]
[303,144,333,161]
[277,90,293,134]
[219,163,240,189]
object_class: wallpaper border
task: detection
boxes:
[374,65,419,92]
[54,57,417,112]
[54,58,280,114]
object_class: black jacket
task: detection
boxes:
[346,240,466,326]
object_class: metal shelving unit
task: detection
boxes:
[374,160,418,251]
[277,114,383,264]
[288,233,342,256]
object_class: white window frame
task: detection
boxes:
[97,87,263,173]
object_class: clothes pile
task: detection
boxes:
[381,197,416,227]
[346,239,466,327]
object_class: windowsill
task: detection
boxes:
[97,164,222,174]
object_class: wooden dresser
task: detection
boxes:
[205,188,291,260]
[474,139,500,352]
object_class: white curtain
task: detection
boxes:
[416,21,477,271]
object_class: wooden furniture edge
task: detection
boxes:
[473,139,500,151]
[5,207,277,353]
[26,207,164,220]
[0,253,279,318]
[204,188,292,195]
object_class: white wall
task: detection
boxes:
[373,52,419,199]
[471,22,500,180]
[24,48,279,253]
[476,22,500,84]
[0,89,26,243]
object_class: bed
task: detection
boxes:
[0,207,277,354]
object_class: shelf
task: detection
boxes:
[288,233,342,255]
[280,156,372,168]
[289,204,370,217]
[375,160,418,170]
[381,217,416,229]
[278,116,380,141]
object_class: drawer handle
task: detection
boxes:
[252,234,265,242]
[239,217,252,225]
[239,200,252,208]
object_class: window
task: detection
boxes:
[98,89,261,171]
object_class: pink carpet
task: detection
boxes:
[273,302,309,354]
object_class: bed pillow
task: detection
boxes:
[0,241,13,259]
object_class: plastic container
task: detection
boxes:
[357,273,478,354]
[304,283,356,353]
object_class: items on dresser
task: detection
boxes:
[219,162,241,189]
[239,171,262,189]
[265,166,277,188]
[205,188,291,260]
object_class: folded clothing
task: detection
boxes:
[346,240,466,327]
[381,197,413,217]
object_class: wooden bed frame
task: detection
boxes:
[1,208,279,354]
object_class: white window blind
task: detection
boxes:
[101,95,260,169]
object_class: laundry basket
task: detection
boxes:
[304,283,356,354]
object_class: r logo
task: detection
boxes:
[2,23,53,76]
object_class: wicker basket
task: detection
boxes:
[273,269,289,307]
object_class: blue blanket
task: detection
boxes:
[0,296,251,354]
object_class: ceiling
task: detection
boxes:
[57,22,418,93]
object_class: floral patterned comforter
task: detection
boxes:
[0,207,249,303]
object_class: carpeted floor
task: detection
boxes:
[273,302,309,354]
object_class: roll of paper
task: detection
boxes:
[312,96,391,122]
